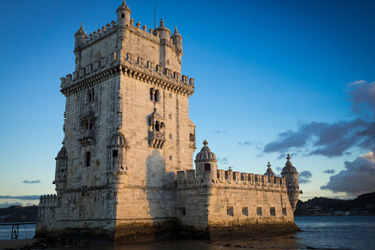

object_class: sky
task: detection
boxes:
[0,0,374,208]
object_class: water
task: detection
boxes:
[0,223,36,240]
[294,216,375,250]
[0,217,374,250]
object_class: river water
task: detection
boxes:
[1,216,374,250]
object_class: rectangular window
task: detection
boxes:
[112,150,118,157]
[270,207,276,216]
[190,133,195,142]
[242,207,248,216]
[282,208,287,216]
[227,206,234,216]
[257,207,262,216]
[178,207,186,216]
[204,163,211,171]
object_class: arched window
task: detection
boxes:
[85,152,91,167]
[154,90,159,102]
[150,88,154,101]
[155,121,160,132]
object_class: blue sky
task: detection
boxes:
[0,0,374,207]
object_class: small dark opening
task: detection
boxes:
[190,133,195,142]
[121,14,125,18]
[112,150,118,157]
[204,163,211,171]
[85,152,91,168]
[155,121,160,131]
[154,90,159,102]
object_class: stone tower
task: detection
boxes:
[37,1,196,242]
[281,154,302,211]
[37,1,301,242]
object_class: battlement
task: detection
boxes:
[177,168,287,191]
[60,52,194,96]
[39,194,58,208]
[76,18,179,53]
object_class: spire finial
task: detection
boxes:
[286,154,291,161]
[80,22,83,29]
[203,140,208,146]
[122,0,126,5]
[267,162,271,168]
[160,18,164,27]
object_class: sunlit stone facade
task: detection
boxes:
[37,1,301,243]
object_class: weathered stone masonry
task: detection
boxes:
[37,1,302,243]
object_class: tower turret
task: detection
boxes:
[281,154,302,211]
[116,0,131,28]
[74,23,88,49]
[154,19,171,39]
[264,162,276,177]
[53,146,68,196]
[195,140,217,184]
[171,26,183,64]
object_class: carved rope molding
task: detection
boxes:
[61,64,194,97]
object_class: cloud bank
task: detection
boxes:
[321,152,375,195]
[299,171,312,184]
[23,179,41,184]
[323,169,336,174]
[263,80,375,157]
[346,80,375,119]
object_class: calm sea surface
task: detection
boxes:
[0,216,374,250]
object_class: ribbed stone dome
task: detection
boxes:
[264,162,276,177]
[281,154,297,173]
[75,23,88,37]
[109,132,127,147]
[56,146,67,159]
[195,140,216,161]
[117,0,131,12]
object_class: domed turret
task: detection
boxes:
[107,131,128,172]
[264,162,276,177]
[154,19,171,39]
[54,146,68,196]
[281,154,302,211]
[195,140,217,183]
[171,26,183,64]
[171,26,183,51]
[116,0,131,28]
[74,23,88,49]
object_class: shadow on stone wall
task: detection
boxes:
[141,149,179,241]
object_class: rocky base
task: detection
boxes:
[2,237,93,250]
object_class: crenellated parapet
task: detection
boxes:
[177,168,287,191]
[60,53,194,97]
[75,19,181,53]
[39,194,58,208]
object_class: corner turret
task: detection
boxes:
[171,26,183,64]
[74,23,88,49]
[53,146,68,196]
[195,140,217,184]
[116,0,131,28]
[154,19,171,39]
[264,162,276,177]
[194,140,217,184]
[281,154,302,211]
